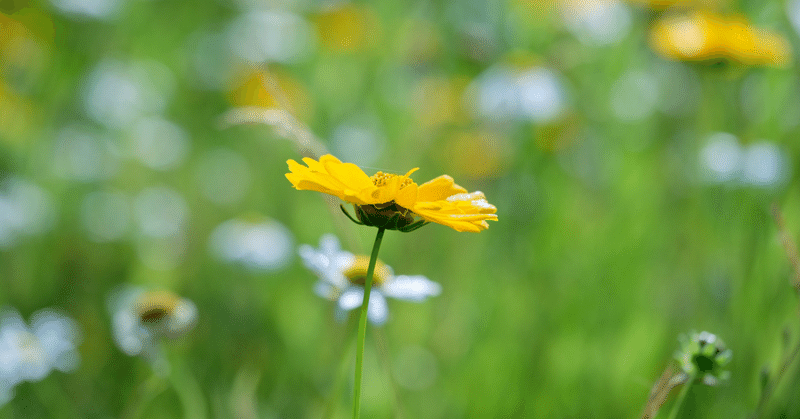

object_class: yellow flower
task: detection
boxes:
[286,154,498,232]
[649,11,791,67]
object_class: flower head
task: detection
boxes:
[0,308,81,406]
[675,331,732,386]
[300,235,442,325]
[286,154,497,232]
[650,11,791,67]
[107,286,197,372]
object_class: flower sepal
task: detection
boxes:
[340,204,429,232]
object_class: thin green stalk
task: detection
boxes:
[665,374,694,419]
[353,227,386,419]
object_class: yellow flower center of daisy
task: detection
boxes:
[135,291,180,324]
[342,255,392,286]
[370,172,413,189]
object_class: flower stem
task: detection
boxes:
[665,374,694,419]
[352,227,386,419]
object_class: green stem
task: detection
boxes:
[665,374,694,419]
[352,227,386,419]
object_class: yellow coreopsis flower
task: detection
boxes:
[649,11,791,67]
[286,155,498,232]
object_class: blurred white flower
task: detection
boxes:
[299,235,441,325]
[787,0,800,38]
[742,142,788,187]
[83,59,174,129]
[107,286,197,372]
[699,134,789,188]
[227,11,315,64]
[0,178,57,249]
[469,65,568,123]
[700,133,741,183]
[0,308,81,406]
[49,0,121,20]
[561,0,632,46]
[129,117,190,171]
[208,218,293,271]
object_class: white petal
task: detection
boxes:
[319,234,341,254]
[338,287,364,311]
[382,276,442,302]
[367,292,389,325]
[299,235,353,289]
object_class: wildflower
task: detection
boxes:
[313,4,379,53]
[675,331,732,386]
[649,11,791,67]
[0,308,81,406]
[300,235,442,325]
[285,154,497,232]
[208,216,294,271]
[226,69,313,121]
[108,286,197,371]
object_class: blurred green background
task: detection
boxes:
[2,0,800,417]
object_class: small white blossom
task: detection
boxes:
[0,308,81,406]
[107,286,197,373]
[300,235,441,325]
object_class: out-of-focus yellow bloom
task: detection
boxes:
[226,69,314,121]
[411,76,471,132]
[440,130,513,179]
[1,9,53,77]
[286,154,498,232]
[650,11,791,67]
[0,82,34,141]
[314,4,379,53]
[626,0,722,10]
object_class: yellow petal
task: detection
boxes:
[417,175,468,202]
[395,182,418,209]
[412,196,498,232]
[322,157,374,190]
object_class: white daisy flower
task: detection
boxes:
[208,217,294,271]
[299,235,442,325]
[107,286,197,371]
[0,308,81,406]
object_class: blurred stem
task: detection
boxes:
[751,339,800,419]
[665,374,694,419]
[352,227,386,419]
[168,356,208,419]
[324,330,357,419]
[121,373,167,419]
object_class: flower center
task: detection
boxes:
[19,331,44,364]
[370,172,413,189]
[342,255,392,286]
[135,291,180,324]
[693,354,715,373]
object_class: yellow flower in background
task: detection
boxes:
[314,4,379,53]
[286,155,498,232]
[440,129,513,179]
[649,11,791,67]
[626,0,719,10]
[226,69,314,121]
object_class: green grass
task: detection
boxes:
[1,0,800,417]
